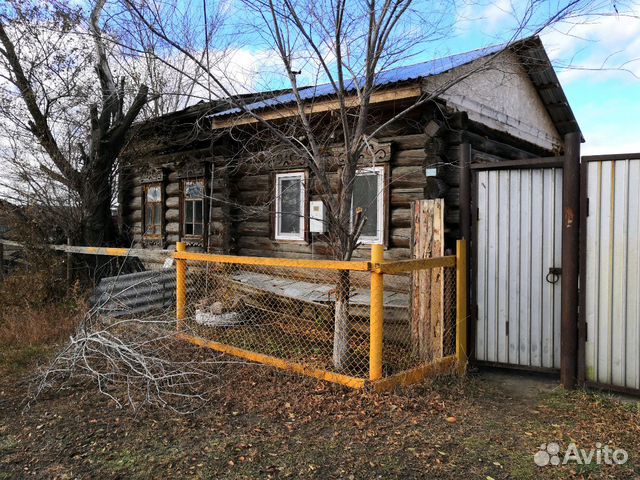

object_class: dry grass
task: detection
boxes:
[0,265,85,371]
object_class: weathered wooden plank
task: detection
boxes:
[410,199,445,361]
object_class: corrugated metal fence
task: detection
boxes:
[584,155,640,391]
[92,269,176,317]
[475,168,563,370]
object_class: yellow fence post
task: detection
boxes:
[176,241,187,330]
[370,244,384,381]
[455,239,468,374]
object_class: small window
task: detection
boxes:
[275,172,305,241]
[183,179,204,237]
[351,166,384,244]
[144,184,162,236]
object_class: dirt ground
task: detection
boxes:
[1,344,639,480]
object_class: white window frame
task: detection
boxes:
[275,171,306,241]
[351,166,385,245]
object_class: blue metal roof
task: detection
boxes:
[212,42,508,118]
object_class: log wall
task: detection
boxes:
[121,99,557,267]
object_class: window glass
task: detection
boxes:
[144,183,162,236]
[352,173,379,238]
[185,181,203,199]
[153,204,162,227]
[186,201,193,223]
[194,200,203,223]
[146,186,161,202]
[183,178,204,238]
[275,173,305,240]
[351,167,384,244]
[280,178,301,234]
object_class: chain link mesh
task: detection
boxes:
[177,257,457,381]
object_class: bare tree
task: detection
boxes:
[0,0,148,245]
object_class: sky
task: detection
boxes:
[205,0,640,156]
[446,1,640,155]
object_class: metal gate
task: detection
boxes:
[583,154,640,391]
[474,167,563,370]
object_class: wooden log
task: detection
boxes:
[391,188,424,207]
[447,130,538,160]
[445,208,460,225]
[377,133,428,150]
[166,222,180,234]
[166,196,180,209]
[165,208,180,222]
[391,166,427,189]
[166,234,181,244]
[209,206,224,218]
[166,182,180,196]
[209,221,225,233]
[237,174,269,191]
[410,199,445,361]
[238,191,271,205]
[392,149,427,167]
[444,187,460,206]
[236,221,269,236]
[391,208,412,228]
[128,197,142,210]
[390,228,412,248]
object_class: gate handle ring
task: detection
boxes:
[546,267,562,284]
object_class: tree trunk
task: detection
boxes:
[333,269,350,370]
[81,161,116,246]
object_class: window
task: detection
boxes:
[183,179,204,236]
[351,166,385,244]
[275,172,305,240]
[144,184,162,236]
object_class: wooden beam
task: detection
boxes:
[175,250,371,271]
[453,131,539,160]
[378,255,456,274]
[0,239,171,262]
[410,199,446,361]
[212,85,422,129]
[470,156,564,170]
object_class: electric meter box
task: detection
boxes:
[309,200,326,233]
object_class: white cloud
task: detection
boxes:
[541,10,640,85]
[455,0,517,35]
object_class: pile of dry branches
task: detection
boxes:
[31,305,228,414]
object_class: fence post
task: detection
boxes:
[455,239,468,374]
[370,244,384,381]
[66,237,72,285]
[176,242,187,330]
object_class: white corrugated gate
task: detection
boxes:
[584,157,640,390]
[475,168,563,369]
